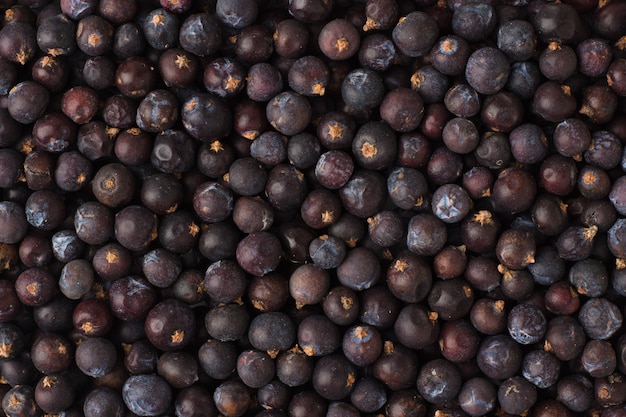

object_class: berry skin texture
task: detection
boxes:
[3,2,626,417]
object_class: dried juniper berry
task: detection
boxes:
[266,91,312,136]
[545,315,586,361]
[336,246,380,291]
[341,67,385,111]
[309,235,346,270]
[578,298,623,340]
[556,374,594,413]
[379,88,424,133]
[182,93,232,142]
[358,33,397,72]
[392,11,439,58]
[431,183,473,224]
[407,213,447,256]
[498,376,538,416]
[507,303,547,345]
[339,170,387,219]
[458,377,497,417]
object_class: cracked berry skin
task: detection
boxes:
[144,299,196,352]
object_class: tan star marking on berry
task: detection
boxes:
[171,329,185,344]
[175,54,191,69]
[326,123,344,141]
